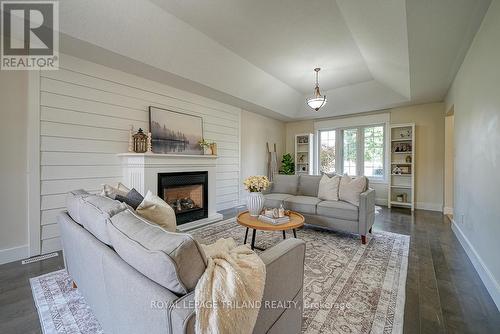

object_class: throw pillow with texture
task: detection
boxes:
[339,175,368,206]
[101,182,130,199]
[115,188,144,210]
[317,174,341,201]
[136,191,177,232]
[321,171,336,178]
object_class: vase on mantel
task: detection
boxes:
[246,192,264,217]
[203,146,213,155]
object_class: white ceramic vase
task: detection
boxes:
[203,146,213,155]
[246,192,264,217]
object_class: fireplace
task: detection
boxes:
[119,153,222,229]
[157,171,208,225]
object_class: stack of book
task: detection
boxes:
[258,215,290,225]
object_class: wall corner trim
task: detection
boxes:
[27,70,41,257]
[0,245,29,265]
[451,219,500,311]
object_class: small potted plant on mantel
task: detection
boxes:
[198,139,214,155]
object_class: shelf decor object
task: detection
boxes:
[388,123,415,211]
[132,128,148,153]
[306,68,327,111]
[294,133,314,175]
[128,125,134,152]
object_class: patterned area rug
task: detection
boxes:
[31,219,409,334]
[190,219,409,334]
[30,270,103,334]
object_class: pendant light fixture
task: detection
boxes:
[306,68,327,111]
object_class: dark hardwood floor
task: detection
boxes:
[377,208,500,334]
[1,207,499,333]
[0,251,64,333]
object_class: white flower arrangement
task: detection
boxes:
[243,175,270,193]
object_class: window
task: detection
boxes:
[343,128,357,175]
[318,124,386,180]
[319,130,336,173]
[364,126,384,178]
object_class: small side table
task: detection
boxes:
[236,211,305,250]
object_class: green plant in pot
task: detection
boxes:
[279,153,295,175]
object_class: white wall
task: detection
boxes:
[0,71,30,264]
[240,110,286,203]
[285,103,445,209]
[445,0,500,309]
[390,103,445,211]
[35,54,241,254]
[2,54,288,263]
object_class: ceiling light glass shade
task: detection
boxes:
[306,88,327,111]
[307,97,327,111]
[306,68,327,111]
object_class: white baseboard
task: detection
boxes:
[415,201,443,212]
[451,219,500,311]
[0,245,29,265]
[443,207,454,215]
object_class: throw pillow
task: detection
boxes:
[321,171,336,178]
[136,191,177,232]
[339,175,368,206]
[317,174,341,201]
[115,188,144,210]
[101,182,130,199]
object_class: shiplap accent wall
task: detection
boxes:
[38,55,241,254]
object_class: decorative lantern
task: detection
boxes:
[132,128,148,153]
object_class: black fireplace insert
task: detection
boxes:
[157,171,208,225]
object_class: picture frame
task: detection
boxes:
[149,106,204,155]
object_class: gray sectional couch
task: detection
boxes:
[265,174,375,243]
[59,190,306,334]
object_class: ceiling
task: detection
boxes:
[57,0,492,120]
[150,0,374,94]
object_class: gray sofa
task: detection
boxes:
[58,190,306,334]
[264,174,375,243]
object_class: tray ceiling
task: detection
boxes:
[56,0,492,119]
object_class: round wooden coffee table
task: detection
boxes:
[236,211,305,250]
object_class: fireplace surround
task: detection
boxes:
[118,153,222,230]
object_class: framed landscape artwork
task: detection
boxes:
[149,106,204,155]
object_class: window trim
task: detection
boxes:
[316,123,388,183]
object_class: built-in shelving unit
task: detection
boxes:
[294,133,314,175]
[388,123,415,211]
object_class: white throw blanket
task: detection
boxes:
[195,238,266,334]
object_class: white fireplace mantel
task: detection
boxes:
[118,153,222,230]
